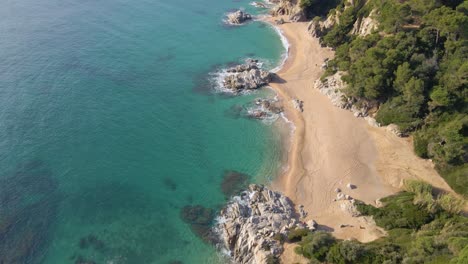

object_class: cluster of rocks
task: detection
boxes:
[292,98,304,112]
[333,183,361,218]
[247,98,284,119]
[314,71,406,136]
[227,10,252,25]
[223,59,273,92]
[214,184,306,264]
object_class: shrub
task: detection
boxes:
[447,237,468,254]
[414,133,429,158]
[437,194,465,214]
[403,179,433,195]
[287,228,311,242]
[450,245,468,264]
[295,231,336,261]
[326,240,370,264]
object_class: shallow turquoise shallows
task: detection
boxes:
[0,0,285,263]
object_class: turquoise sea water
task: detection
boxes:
[0,0,285,263]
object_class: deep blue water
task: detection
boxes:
[0,0,285,263]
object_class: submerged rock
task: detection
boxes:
[255,98,284,114]
[221,170,249,198]
[180,205,214,225]
[180,205,217,243]
[227,10,252,24]
[214,184,303,264]
[244,98,284,120]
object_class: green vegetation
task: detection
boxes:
[299,0,343,17]
[309,0,468,195]
[291,180,468,263]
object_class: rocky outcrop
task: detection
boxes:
[307,10,340,38]
[270,0,294,16]
[255,98,284,114]
[351,9,378,36]
[289,9,306,22]
[315,72,379,127]
[214,184,304,264]
[223,60,272,91]
[315,71,408,136]
[246,98,284,119]
[308,0,371,38]
[227,10,252,24]
[270,0,306,22]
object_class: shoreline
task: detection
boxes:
[261,15,457,246]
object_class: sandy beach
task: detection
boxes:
[263,17,455,254]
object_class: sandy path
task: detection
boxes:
[263,18,455,249]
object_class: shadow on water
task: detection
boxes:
[0,159,60,264]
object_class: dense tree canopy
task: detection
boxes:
[313,0,467,195]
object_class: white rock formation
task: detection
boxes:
[214,184,302,264]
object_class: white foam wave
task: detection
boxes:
[269,24,290,73]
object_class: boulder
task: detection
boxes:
[227,10,252,24]
[275,18,285,25]
[307,220,318,231]
[386,124,404,137]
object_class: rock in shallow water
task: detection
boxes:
[214,184,302,264]
[223,60,273,92]
[221,170,249,198]
[227,10,252,24]
[180,205,217,243]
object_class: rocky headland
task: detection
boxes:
[214,184,312,264]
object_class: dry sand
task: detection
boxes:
[262,17,455,255]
